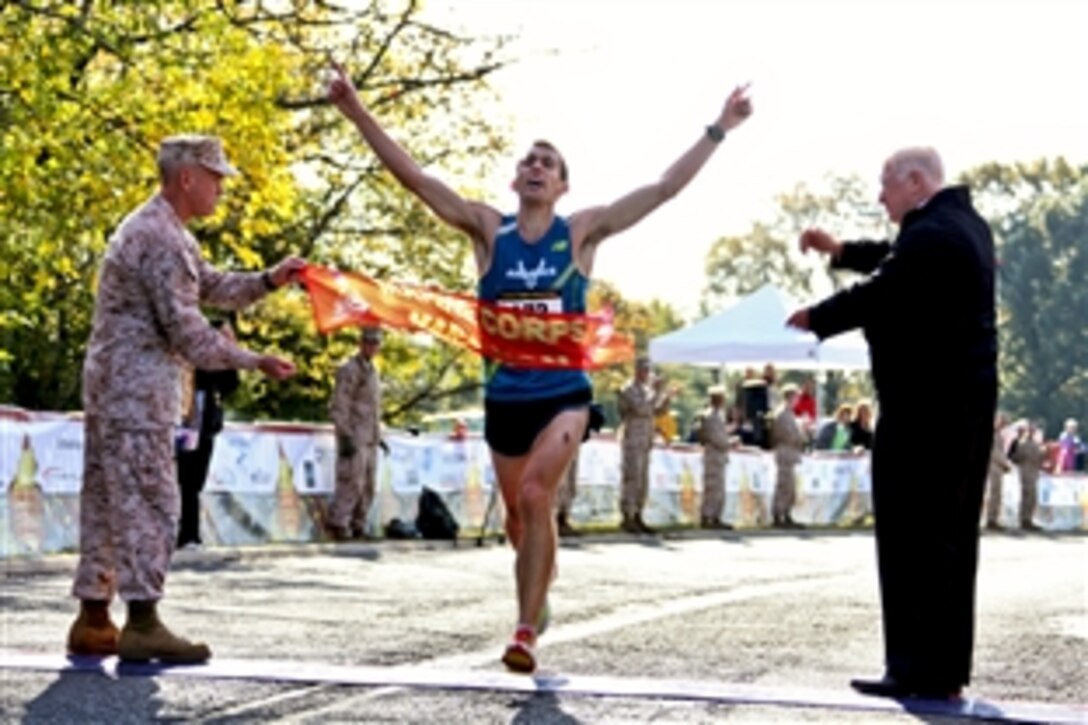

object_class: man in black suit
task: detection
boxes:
[787,147,997,700]
[176,319,241,549]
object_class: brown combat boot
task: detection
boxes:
[67,600,120,656]
[327,524,351,542]
[117,601,211,664]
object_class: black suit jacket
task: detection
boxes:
[193,368,240,440]
[808,186,997,414]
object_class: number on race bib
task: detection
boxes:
[497,297,563,314]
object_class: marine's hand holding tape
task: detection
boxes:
[267,256,307,288]
[257,355,296,381]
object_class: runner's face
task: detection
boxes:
[513,146,567,202]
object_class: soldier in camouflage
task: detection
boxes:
[700,385,735,530]
[771,384,806,528]
[327,326,383,541]
[617,358,672,534]
[1009,420,1044,531]
[556,449,580,537]
[67,135,302,664]
[985,412,1013,530]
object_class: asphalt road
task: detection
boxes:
[1,529,1085,723]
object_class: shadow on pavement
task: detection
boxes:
[23,669,163,724]
[509,691,583,724]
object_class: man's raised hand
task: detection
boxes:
[799,228,843,258]
[785,308,811,331]
[326,61,361,115]
[720,84,753,132]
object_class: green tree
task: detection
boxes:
[0,0,511,424]
[585,280,703,431]
[700,174,892,314]
[962,158,1088,433]
[698,175,888,415]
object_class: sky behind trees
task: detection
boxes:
[424,0,1088,316]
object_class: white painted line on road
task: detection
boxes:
[1,651,1083,724]
[297,571,863,716]
[423,572,860,671]
[202,683,331,720]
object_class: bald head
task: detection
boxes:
[879,147,946,223]
[885,147,944,187]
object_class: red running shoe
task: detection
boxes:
[502,625,537,674]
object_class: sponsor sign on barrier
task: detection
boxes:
[1,413,1084,556]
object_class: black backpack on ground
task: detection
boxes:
[416,487,460,541]
[384,518,420,540]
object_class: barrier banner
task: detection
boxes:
[206,429,278,494]
[2,412,1086,557]
[28,420,85,495]
[300,264,634,370]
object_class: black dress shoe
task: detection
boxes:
[634,515,657,535]
[850,675,961,700]
[557,516,580,537]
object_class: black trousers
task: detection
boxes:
[870,379,996,688]
[177,436,216,546]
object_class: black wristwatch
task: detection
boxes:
[261,271,276,291]
[705,124,725,143]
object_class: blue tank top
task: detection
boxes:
[478,215,592,402]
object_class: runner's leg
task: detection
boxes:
[505,408,587,631]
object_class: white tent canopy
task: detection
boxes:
[648,284,870,370]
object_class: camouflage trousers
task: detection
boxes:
[701,453,727,520]
[985,469,1004,525]
[620,439,652,517]
[1018,470,1038,526]
[772,452,799,519]
[328,441,377,533]
[557,451,579,518]
[71,416,178,602]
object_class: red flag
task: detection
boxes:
[299,264,633,370]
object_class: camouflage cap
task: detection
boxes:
[635,356,651,369]
[361,326,383,343]
[157,134,239,177]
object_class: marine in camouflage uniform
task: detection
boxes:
[617,358,672,534]
[1009,422,1044,531]
[771,385,806,528]
[556,449,580,537]
[984,414,1013,530]
[700,386,734,529]
[67,135,300,664]
[327,327,383,540]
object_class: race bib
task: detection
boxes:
[497,292,563,314]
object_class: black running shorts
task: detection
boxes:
[484,387,595,457]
